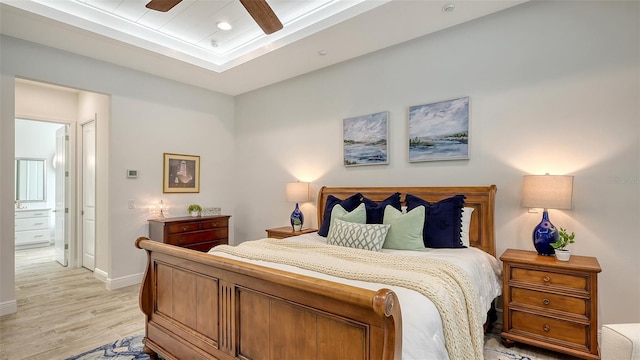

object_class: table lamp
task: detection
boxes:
[286,182,310,231]
[521,174,574,256]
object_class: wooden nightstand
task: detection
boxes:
[500,249,601,360]
[266,226,318,239]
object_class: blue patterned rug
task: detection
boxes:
[66,334,149,360]
[66,333,564,360]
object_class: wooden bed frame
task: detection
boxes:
[136,185,497,360]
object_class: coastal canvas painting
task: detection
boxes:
[408,97,469,162]
[343,111,389,166]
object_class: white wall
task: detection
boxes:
[0,35,235,312]
[235,1,640,326]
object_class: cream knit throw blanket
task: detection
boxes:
[210,238,483,360]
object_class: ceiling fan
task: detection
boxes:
[145,0,283,35]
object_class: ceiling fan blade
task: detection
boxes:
[239,0,283,35]
[146,0,182,12]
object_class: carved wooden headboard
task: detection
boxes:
[317,185,497,256]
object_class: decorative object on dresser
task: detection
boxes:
[285,181,310,231]
[266,226,317,239]
[343,111,389,166]
[15,208,52,249]
[408,96,469,162]
[551,227,576,261]
[521,174,574,256]
[500,249,601,360]
[162,153,200,193]
[148,215,230,252]
[187,204,202,217]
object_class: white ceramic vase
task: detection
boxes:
[555,249,571,261]
[190,211,199,217]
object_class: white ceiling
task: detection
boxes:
[0,0,526,95]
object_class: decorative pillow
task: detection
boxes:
[382,205,425,250]
[318,193,363,237]
[405,194,466,248]
[460,207,474,247]
[327,218,390,252]
[328,202,366,232]
[362,193,402,224]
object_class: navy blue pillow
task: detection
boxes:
[405,194,466,248]
[362,193,402,224]
[318,193,363,237]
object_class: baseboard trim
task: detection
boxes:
[0,299,18,316]
[93,268,108,283]
[107,272,143,290]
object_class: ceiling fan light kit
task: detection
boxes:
[146,0,283,35]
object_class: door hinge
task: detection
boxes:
[64,244,69,250]
[65,208,69,214]
[65,135,69,141]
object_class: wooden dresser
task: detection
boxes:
[15,208,51,249]
[500,249,601,359]
[148,215,230,252]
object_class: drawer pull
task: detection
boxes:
[543,276,550,283]
[34,235,43,238]
[543,325,550,332]
[34,223,44,226]
[543,298,550,305]
[181,226,189,231]
[178,237,185,244]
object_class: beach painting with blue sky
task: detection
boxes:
[343,111,389,166]
[408,97,469,162]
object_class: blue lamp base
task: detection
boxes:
[290,203,304,231]
[532,210,558,256]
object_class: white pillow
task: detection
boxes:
[327,218,390,252]
[461,207,474,247]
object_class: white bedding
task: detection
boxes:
[210,232,502,360]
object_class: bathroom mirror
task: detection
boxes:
[15,158,46,202]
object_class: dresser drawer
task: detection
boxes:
[167,222,201,234]
[15,229,50,245]
[201,218,229,229]
[511,287,587,316]
[15,210,50,219]
[166,228,228,246]
[510,310,589,349]
[511,267,588,292]
[15,217,49,231]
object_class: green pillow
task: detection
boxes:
[327,202,366,237]
[382,205,425,250]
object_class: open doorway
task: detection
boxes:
[14,78,103,278]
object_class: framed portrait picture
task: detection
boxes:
[343,111,389,166]
[163,153,200,193]
[408,97,469,162]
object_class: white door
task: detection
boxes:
[54,125,69,266]
[82,120,96,271]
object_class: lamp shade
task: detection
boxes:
[286,182,310,203]
[522,175,573,210]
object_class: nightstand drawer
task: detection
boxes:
[167,229,227,246]
[511,267,587,292]
[511,287,587,316]
[511,310,589,348]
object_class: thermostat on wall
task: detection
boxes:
[127,169,138,178]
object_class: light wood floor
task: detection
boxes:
[0,246,144,360]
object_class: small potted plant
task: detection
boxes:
[187,204,202,217]
[550,227,575,261]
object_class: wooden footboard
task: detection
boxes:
[136,237,402,360]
